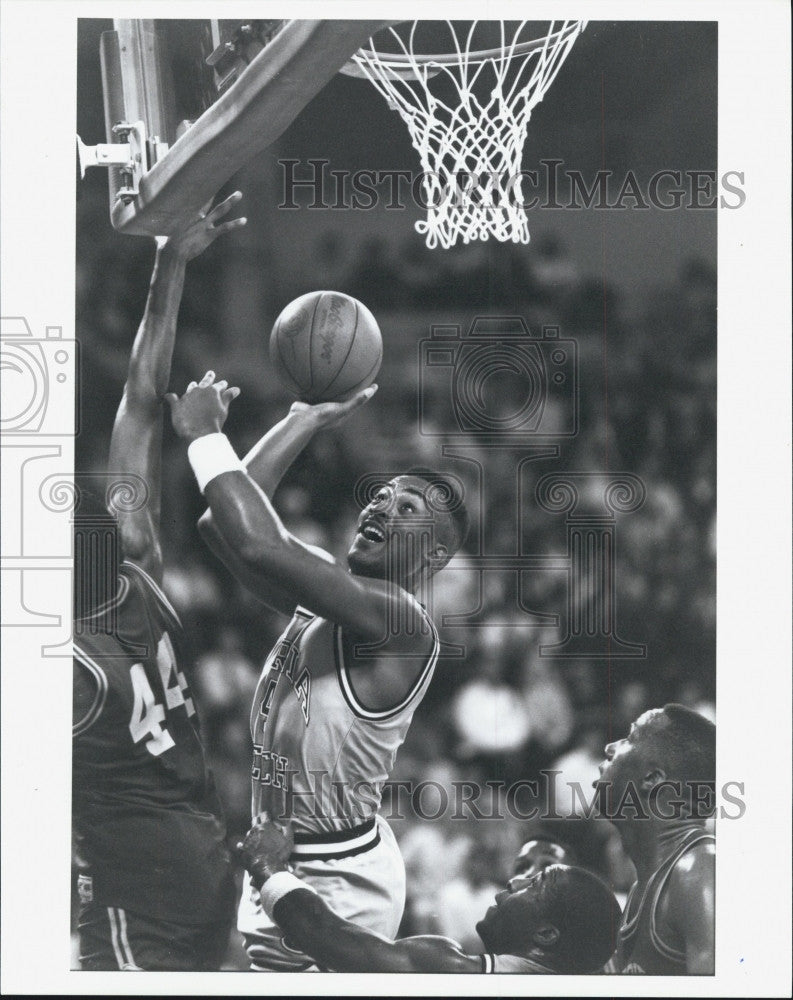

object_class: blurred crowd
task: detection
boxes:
[76,203,716,965]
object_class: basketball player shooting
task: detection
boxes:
[72,193,246,969]
[166,369,468,971]
[236,818,621,974]
[596,704,716,974]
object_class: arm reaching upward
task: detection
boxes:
[107,192,246,582]
[169,377,411,641]
[197,396,373,614]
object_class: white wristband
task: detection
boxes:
[187,433,245,493]
[260,871,315,920]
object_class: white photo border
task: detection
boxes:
[1,0,790,995]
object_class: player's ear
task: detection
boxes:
[532,923,560,948]
[640,766,666,793]
[427,543,448,572]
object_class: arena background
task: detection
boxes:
[75,19,716,967]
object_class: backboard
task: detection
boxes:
[87,19,389,237]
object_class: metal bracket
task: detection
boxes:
[76,120,148,203]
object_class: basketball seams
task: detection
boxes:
[274,330,304,395]
[271,291,382,403]
[321,297,360,397]
[308,291,323,394]
[335,350,382,399]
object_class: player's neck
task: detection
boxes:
[391,564,426,595]
[619,816,707,882]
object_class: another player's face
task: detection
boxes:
[513,840,571,879]
[476,864,564,953]
[595,708,667,802]
[347,476,450,581]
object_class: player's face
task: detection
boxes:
[513,840,571,879]
[347,476,450,581]
[595,708,666,800]
[476,864,565,952]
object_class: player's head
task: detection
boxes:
[513,836,577,879]
[72,489,122,622]
[476,864,621,973]
[347,470,468,587]
[597,704,716,821]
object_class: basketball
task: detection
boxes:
[269,291,383,404]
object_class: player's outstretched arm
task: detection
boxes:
[107,193,246,582]
[238,822,480,973]
[273,890,481,972]
[667,842,715,974]
[197,395,375,614]
[168,376,406,640]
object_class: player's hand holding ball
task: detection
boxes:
[289,384,378,430]
[166,370,241,442]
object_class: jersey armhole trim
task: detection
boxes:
[333,612,439,722]
[123,560,183,631]
[482,953,495,973]
[73,572,130,629]
[73,648,109,736]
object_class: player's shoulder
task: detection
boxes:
[383,613,437,655]
[384,592,437,645]
[122,559,182,629]
[666,835,715,908]
[673,836,716,878]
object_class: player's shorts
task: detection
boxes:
[77,900,231,971]
[238,814,406,971]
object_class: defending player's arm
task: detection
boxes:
[271,891,479,973]
[239,823,480,973]
[167,378,412,641]
[106,193,246,582]
[196,398,372,615]
[666,843,715,974]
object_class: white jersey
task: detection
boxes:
[481,953,554,973]
[250,601,439,835]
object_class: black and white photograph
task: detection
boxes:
[0,2,790,995]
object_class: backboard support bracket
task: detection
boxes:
[101,19,392,238]
[77,121,148,203]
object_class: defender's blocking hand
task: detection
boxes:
[158,191,247,262]
[165,370,240,442]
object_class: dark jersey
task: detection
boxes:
[72,561,234,926]
[612,829,715,974]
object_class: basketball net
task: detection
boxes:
[351,21,587,249]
